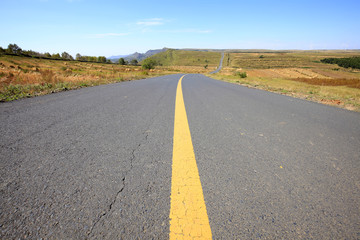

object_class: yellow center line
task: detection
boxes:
[169,75,212,239]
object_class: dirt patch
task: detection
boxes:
[311,69,358,79]
[247,69,281,78]
[292,78,360,89]
[268,68,329,79]
[246,68,330,79]
[320,99,342,105]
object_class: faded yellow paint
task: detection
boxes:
[169,75,212,239]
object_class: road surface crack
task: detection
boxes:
[87,129,151,237]
[86,86,167,237]
[87,177,126,237]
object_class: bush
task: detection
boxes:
[142,58,157,70]
[130,59,138,66]
[321,57,360,69]
[118,58,126,65]
[235,71,247,78]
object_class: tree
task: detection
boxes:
[97,56,107,63]
[61,51,73,60]
[44,52,51,58]
[118,58,126,65]
[142,58,157,70]
[76,53,82,61]
[0,47,5,55]
[7,44,22,55]
[52,53,61,59]
[130,59,138,66]
[88,56,97,62]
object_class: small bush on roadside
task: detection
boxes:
[235,71,247,78]
[142,58,157,70]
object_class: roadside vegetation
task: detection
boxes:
[1,43,110,63]
[321,56,360,69]
[209,50,360,111]
[142,49,221,69]
[0,46,222,102]
[0,48,172,101]
[2,45,360,112]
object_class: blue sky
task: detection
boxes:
[1,0,359,57]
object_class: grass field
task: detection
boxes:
[145,49,221,69]
[2,50,360,112]
[0,55,174,101]
[210,50,360,111]
[0,50,222,101]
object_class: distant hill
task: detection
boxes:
[108,54,128,61]
[146,49,221,67]
[109,48,169,63]
[124,48,169,62]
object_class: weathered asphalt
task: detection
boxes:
[183,75,360,239]
[1,74,359,239]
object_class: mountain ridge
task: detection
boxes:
[109,48,169,62]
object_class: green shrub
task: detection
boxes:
[235,71,247,78]
[142,58,157,70]
[321,57,360,69]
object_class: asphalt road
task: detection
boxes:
[1,74,359,239]
[210,52,224,74]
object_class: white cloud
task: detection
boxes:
[137,18,164,26]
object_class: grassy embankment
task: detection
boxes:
[0,55,173,101]
[0,50,221,101]
[144,49,221,73]
[208,50,360,111]
[2,49,360,112]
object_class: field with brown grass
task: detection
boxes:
[0,55,175,101]
[211,50,360,111]
[0,50,223,101]
[145,49,221,69]
[2,50,360,112]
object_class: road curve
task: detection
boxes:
[1,74,359,239]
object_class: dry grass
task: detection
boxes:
[146,49,221,68]
[224,50,360,69]
[0,55,174,101]
[210,74,360,111]
[212,50,360,111]
[158,65,217,74]
[2,50,360,111]
[292,78,360,89]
